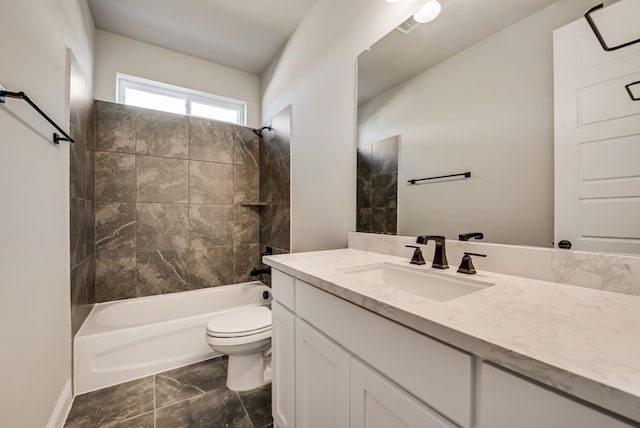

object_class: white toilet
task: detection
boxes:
[205,305,272,391]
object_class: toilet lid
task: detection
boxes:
[206,306,271,337]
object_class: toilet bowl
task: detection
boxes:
[205,305,272,391]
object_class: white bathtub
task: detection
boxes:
[74,282,271,394]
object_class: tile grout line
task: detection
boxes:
[95,148,243,166]
[188,117,192,288]
[134,111,139,299]
[91,104,97,307]
[235,390,254,428]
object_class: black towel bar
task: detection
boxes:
[0,90,74,144]
[408,172,471,185]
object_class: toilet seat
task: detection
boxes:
[205,329,272,347]
[206,306,271,339]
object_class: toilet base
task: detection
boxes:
[227,352,272,391]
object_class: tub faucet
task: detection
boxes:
[416,235,449,269]
[250,267,271,276]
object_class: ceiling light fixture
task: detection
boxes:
[413,0,442,23]
[385,0,402,3]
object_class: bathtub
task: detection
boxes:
[74,282,271,394]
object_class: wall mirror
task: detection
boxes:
[357,0,640,255]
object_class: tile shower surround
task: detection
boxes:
[70,91,96,336]
[357,135,399,235]
[94,101,264,302]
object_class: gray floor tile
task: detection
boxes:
[239,384,273,428]
[65,357,272,428]
[64,377,154,427]
[155,357,227,408]
[101,412,155,428]
[156,389,253,428]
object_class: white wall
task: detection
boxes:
[0,0,94,427]
[358,1,591,247]
[261,0,426,252]
[94,30,261,128]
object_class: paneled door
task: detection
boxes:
[554,0,640,254]
[295,318,350,428]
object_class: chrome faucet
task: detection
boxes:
[416,235,449,269]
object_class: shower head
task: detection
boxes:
[252,126,273,138]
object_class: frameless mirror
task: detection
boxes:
[357,0,640,254]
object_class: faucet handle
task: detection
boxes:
[464,252,487,257]
[405,245,426,265]
[458,232,484,241]
[457,252,486,274]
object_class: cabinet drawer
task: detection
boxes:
[272,270,295,310]
[477,363,633,428]
[295,280,473,428]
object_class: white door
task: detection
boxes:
[272,301,295,428]
[350,358,455,428]
[554,0,640,254]
[295,318,350,428]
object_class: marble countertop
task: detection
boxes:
[264,248,640,423]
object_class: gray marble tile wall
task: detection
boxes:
[94,101,261,302]
[70,85,96,336]
[259,108,292,285]
[357,135,399,235]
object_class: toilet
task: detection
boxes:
[205,305,272,391]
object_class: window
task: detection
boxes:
[116,73,246,125]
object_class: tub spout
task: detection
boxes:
[251,267,271,276]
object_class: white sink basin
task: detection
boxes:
[339,262,493,302]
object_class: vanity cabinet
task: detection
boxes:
[271,269,634,428]
[272,270,471,428]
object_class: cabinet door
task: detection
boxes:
[272,302,295,428]
[477,363,633,428]
[295,318,350,428]
[351,358,455,428]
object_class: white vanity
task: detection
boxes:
[264,245,640,428]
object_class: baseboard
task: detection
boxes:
[46,378,73,428]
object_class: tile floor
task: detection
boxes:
[64,357,272,428]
